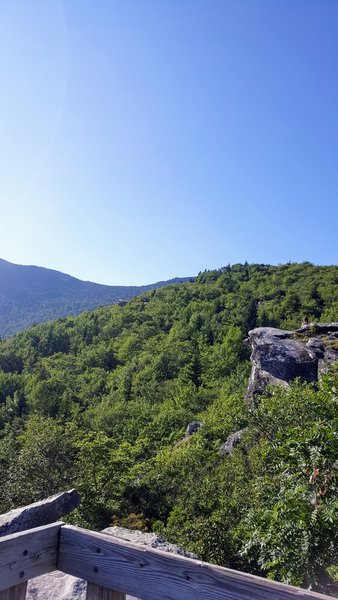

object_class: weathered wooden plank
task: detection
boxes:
[0,490,79,537]
[0,583,27,600]
[86,582,125,599]
[0,522,62,592]
[58,525,332,600]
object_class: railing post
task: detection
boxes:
[0,583,27,600]
[86,583,125,599]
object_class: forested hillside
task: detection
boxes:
[0,262,337,593]
[0,257,191,338]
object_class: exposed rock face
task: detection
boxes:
[102,526,198,559]
[0,489,80,537]
[219,428,247,456]
[185,420,204,437]
[27,572,87,600]
[246,323,338,404]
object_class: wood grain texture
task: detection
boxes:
[0,522,61,592]
[0,583,27,600]
[86,582,125,599]
[58,525,332,600]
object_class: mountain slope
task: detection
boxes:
[0,262,337,592]
[0,258,191,338]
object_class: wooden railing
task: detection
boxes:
[0,521,333,600]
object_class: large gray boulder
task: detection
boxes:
[246,323,338,404]
[0,489,80,537]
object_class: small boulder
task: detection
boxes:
[219,428,247,456]
[185,420,204,437]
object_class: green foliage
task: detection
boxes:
[0,262,337,592]
[5,415,76,506]
[239,370,338,591]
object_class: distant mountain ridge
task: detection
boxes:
[0,258,192,338]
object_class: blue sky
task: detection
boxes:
[0,1,337,285]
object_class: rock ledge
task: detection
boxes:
[246,323,338,403]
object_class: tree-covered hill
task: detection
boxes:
[0,257,191,338]
[0,262,337,593]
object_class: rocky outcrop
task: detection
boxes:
[219,428,247,456]
[246,323,338,404]
[102,526,198,559]
[0,489,80,537]
[185,420,204,437]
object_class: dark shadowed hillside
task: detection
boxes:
[0,258,191,338]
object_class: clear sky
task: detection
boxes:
[0,1,337,285]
